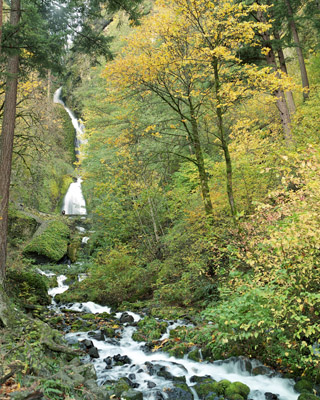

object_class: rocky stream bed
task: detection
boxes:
[35,267,307,400]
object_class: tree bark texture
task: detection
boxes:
[213,60,237,218]
[259,29,293,144]
[0,0,20,284]
[284,0,310,100]
[274,31,296,114]
[189,103,213,216]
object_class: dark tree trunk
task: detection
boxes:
[0,0,20,286]
[0,0,3,56]
[258,24,293,144]
[189,101,213,216]
[213,59,237,218]
[274,31,296,114]
[284,0,310,100]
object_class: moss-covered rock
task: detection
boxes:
[297,394,319,400]
[188,348,202,361]
[194,378,219,398]
[23,220,70,262]
[114,378,131,397]
[294,380,314,394]
[8,208,39,246]
[6,268,50,305]
[121,390,143,400]
[225,382,250,399]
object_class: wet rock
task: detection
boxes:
[265,393,279,400]
[154,391,165,400]
[80,339,94,349]
[252,365,276,377]
[144,361,157,375]
[165,386,193,400]
[294,379,314,393]
[118,377,139,389]
[120,312,135,324]
[121,389,143,400]
[129,373,136,380]
[113,354,131,365]
[88,330,105,341]
[188,348,202,361]
[157,367,186,383]
[88,346,99,358]
[101,327,116,338]
[147,381,157,389]
[104,356,112,366]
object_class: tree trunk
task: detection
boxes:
[148,196,160,242]
[262,40,293,143]
[188,102,213,216]
[0,0,3,56]
[212,59,237,218]
[284,0,310,100]
[274,31,296,114]
[0,0,20,284]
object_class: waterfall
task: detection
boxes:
[54,87,87,215]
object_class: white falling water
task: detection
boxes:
[62,178,87,215]
[54,87,87,215]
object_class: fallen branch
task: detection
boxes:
[0,361,23,385]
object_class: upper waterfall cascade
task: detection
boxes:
[54,87,87,215]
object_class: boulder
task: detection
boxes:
[88,331,105,341]
[265,393,279,400]
[88,346,99,358]
[23,220,70,263]
[120,312,135,324]
[294,380,314,394]
[157,366,186,383]
[297,395,319,400]
[165,386,193,400]
[225,382,250,400]
[113,354,131,365]
[121,389,143,400]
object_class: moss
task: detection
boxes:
[194,378,220,397]
[132,332,146,342]
[8,208,39,246]
[188,348,202,361]
[294,380,314,393]
[114,378,131,397]
[134,316,168,341]
[23,220,70,262]
[6,268,50,305]
[225,382,250,399]
[168,343,190,358]
[297,394,319,400]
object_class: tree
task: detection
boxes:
[0,0,20,287]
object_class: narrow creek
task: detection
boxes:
[49,87,300,400]
[41,267,299,400]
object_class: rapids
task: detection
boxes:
[45,273,299,400]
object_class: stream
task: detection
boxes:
[43,268,300,400]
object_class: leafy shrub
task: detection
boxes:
[61,248,158,306]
